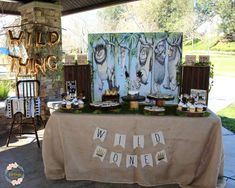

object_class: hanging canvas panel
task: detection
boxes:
[88,32,183,102]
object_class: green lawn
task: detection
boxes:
[211,42,235,52]
[217,103,235,133]
[211,54,235,76]
[184,39,235,52]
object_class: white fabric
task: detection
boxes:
[5,97,41,118]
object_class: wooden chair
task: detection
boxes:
[6,80,44,148]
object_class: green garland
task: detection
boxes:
[57,103,210,117]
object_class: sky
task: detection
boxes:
[61,9,99,52]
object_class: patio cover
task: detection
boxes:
[0,0,137,16]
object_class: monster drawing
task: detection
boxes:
[153,35,182,93]
[119,47,126,70]
[163,35,182,90]
[94,44,114,91]
[153,38,167,93]
[136,44,153,85]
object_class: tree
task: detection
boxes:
[216,0,235,40]
[194,0,217,28]
[97,5,127,31]
[97,0,193,33]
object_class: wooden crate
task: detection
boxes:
[64,64,91,102]
[181,65,210,104]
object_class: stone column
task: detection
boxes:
[19,2,63,120]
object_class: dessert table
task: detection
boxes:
[42,111,224,188]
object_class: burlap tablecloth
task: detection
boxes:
[42,111,224,188]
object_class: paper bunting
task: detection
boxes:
[151,131,165,146]
[114,133,126,148]
[155,150,168,165]
[141,153,153,167]
[93,127,107,142]
[126,155,138,168]
[133,135,144,149]
[93,145,107,162]
[109,152,122,167]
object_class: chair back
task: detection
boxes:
[16,80,40,98]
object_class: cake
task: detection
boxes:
[128,90,139,96]
[103,89,119,102]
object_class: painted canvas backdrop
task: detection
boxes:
[88,32,183,102]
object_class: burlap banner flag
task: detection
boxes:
[151,131,165,146]
[114,133,126,148]
[93,127,107,142]
[93,145,107,161]
[109,152,122,167]
[92,127,168,168]
[133,135,144,149]
[126,155,138,168]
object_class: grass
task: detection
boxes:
[183,38,235,52]
[211,42,235,52]
[210,54,235,77]
[217,103,235,133]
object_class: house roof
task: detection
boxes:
[0,0,137,16]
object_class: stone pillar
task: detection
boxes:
[19,2,63,120]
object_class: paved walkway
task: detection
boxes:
[208,76,235,113]
[208,76,235,188]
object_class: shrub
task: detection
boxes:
[0,80,11,100]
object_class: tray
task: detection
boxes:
[147,94,174,101]
[176,109,207,117]
[59,107,82,113]
[143,106,165,115]
[89,101,120,110]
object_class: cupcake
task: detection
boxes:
[196,104,203,112]
[189,105,195,112]
[182,104,188,111]
[66,101,72,109]
[61,101,66,108]
[203,105,207,111]
[177,102,183,111]
[78,100,84,109]
[73,102,79,108]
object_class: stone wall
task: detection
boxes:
[19,2,63,120]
